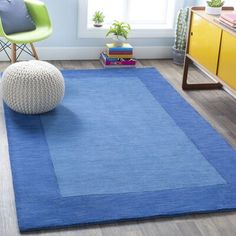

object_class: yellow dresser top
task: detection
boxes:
[191,7,236,37]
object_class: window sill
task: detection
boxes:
[78,27,175,39]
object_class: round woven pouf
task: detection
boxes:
[2,60,65,114]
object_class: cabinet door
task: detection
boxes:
[188,13,222,74]
[218,31,236,90]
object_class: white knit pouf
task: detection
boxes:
[2,60,65,114]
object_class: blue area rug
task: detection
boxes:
[4,68,236,232]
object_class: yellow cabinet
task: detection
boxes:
[188,13,222,74]
[218,31,236,90]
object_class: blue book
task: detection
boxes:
[106,43,133,52]
[101,52,119,62]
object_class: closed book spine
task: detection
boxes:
[108,47,133,52]
[219,17,236,28]
[109,51,133,55]
[100,53,136,66]
[101,52,119,62]
[107,54,133,59]
[221,13,236,24]
[214,18,236,32]
[106,43,133,51]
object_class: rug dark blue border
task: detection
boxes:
[4,68,236,232]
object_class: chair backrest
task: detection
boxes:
[24,0,52,29]
[0,19,5,37]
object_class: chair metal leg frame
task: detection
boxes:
[14,43,39,62]
[182,56,223,90]
[16,44,31,60]
[0,39,11,61]
[0,38,39,63]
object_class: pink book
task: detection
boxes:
[221,13,236,24]
[219,17,236,28]
[100,53,136,66]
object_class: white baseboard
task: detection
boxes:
[0,46,172,61]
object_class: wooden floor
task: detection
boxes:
[1,60,236,236]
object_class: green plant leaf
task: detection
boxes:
[206,0,224,7]
[106,21,131,39]
[92,11,105,24]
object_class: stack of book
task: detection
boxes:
[100,43,137,68]
[217,13,236,32]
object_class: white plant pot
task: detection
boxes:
[205,6,222,15]
[172,47,185,66]
[112,36,126,46]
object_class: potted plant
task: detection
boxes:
[106,21,131,46]
[172,8,189,65]
[206,0,224,15]
[92,11,105,27]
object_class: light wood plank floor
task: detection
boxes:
[1,60,236,236]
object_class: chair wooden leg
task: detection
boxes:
[11,43,16,63]
[30,43,39,60]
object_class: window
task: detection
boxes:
[78,0,184,38]
[225,0,236,7]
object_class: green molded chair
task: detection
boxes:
[0,0,52,63]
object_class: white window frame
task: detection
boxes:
[78,0,185,38]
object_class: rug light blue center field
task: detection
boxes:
[4,68,236,232]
